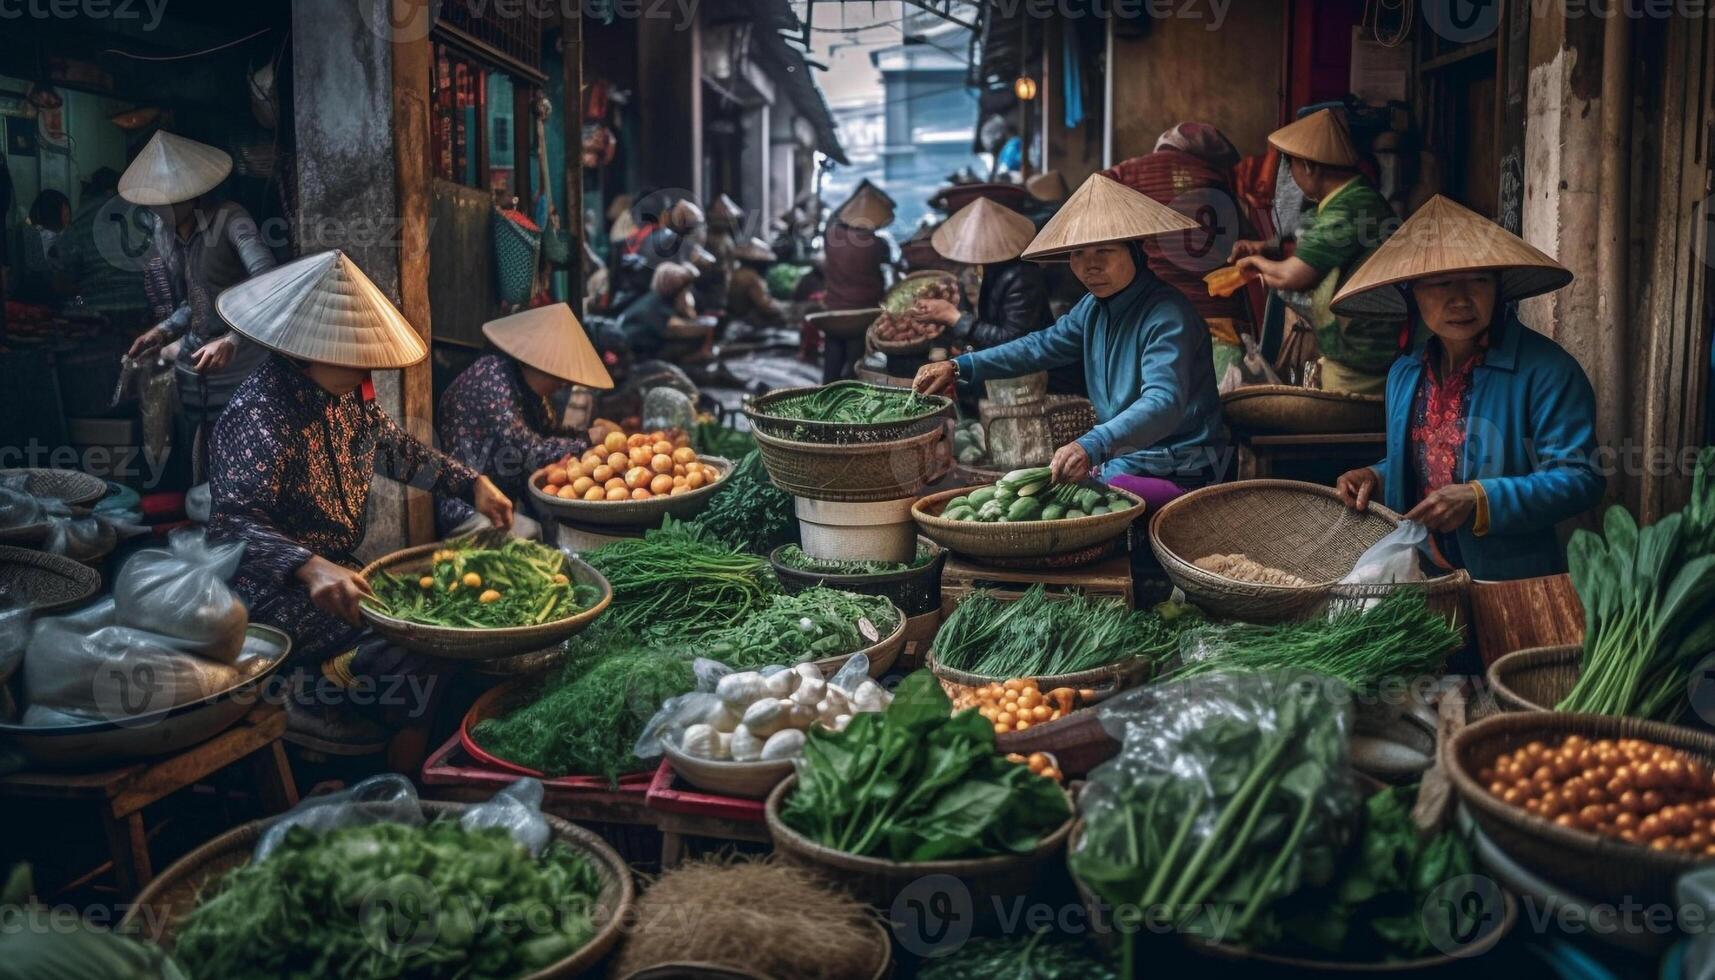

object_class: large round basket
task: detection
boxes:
[866,316,943,357]
[805,307,882,341]
[529,455,732,528]
[1149,480,1463,624]
[1486,645,1581,713]
[122,800,635,979]
[764,774,1074,913]
[770,538,946,617]
[753,425,944,503]
[0,467,108,507]
[1220,385,1385,436]
[994,708,1119,778]
[809,602,907,678]
[744,381,951,445]
[926,648,1152,704]
[0,545,99,614]
[912,485,1145,562]
[357,544,611,660]
[1446,711,1715,908]
[881,269,957,312]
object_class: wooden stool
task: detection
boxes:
[0,704,297,896]
[940,553,1135,618]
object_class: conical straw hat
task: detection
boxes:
[835,181,895,230]
[118,131,233,206]
[1026,170,1069,202]
[1330,195,1573,317]
[708,193,743,228]
[932,198,1037,265]
[483,303,614,389]
[734,237,776,263]
[1020,173,1199,261]
[215,250,427,369]
[1267,108,1360,168]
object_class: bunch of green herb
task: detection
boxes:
[1560,447,1715,720]
[933,586,1201,679]
[173,820,604,979]
[767,381,941,425]
[1070,670,1355,976]
[366,535,598,628]
[774,543,933,576]
[470,633,696,782]
[697,451,798,556]
[915,932,1117,980]
[692,419,756,460]
[583,517,778,641]
[1,864,185,979]
[782,671,1070,861]
[703,588,899,670]
[1273,786,1481,962]
[1162,591,1460,692]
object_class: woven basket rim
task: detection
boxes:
[770,537,945,586]
[0,467,109,506]
[744,381,951,435]
[0,544,101,613]
[1220,384,1385,406]
[752,422,947,453]
[924,646,1149,692]
[1484,644,1582,713]
[528,454,732,525]
[867,326,942,355]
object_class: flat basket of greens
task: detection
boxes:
[744,381,951,445]
[913,476,1146,562]
[769,539,945,618]
[358,533,611,660]
[121,799,635,980]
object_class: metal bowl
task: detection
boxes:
[529,455,732,528]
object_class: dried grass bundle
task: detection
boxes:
[609,857,885,980]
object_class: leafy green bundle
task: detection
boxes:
[934,586,1201,679]
[1162,591,1460,691]
[703,588,899,671]
[173,820,604,979]
[767,382,938,425]
[1559,447,1715,720]
[782,671,1070,861]
[470,635,696,781]
[692,419,756,460]
[697,451,799,556]
[774,543,934,576]
[367,536,598,628]
[583,518,778,641]
[914,932,1117,980]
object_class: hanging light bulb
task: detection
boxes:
[1013,75,1038,102]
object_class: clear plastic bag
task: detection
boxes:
[254,774,553,861]
[457,777,551,857]
[1070,670,1358,949]
[1341,521,1430,587]
[632,654,884,760]
[112,528,248,664]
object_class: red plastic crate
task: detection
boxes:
[421,733,653,795]
[644,760,766,823]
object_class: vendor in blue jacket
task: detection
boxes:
[913,174,1228,508]
[1333,196,1606,580]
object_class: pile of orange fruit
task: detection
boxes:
[537,428,723,502]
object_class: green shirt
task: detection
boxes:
[1294,177,1406,374]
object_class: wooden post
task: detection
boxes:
[392,0,436,545]
[562,6,585,312]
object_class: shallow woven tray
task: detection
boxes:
[529,455,732,528]
[753,424,945,503]
[357,540,612,660]
[0,467,108,507]
[1220,384,1385,435]
[926,647,1152,700]
[122,800,635,978]
[1447,711,1715,909]
[804,307,883,340]
[0,545,100,614]
[1150,479,1462,624]
[1486,645,1581,712]
[744,381,951,445]
[912,484,1145,562]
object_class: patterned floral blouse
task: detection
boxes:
[1409,331,1490,567]
[434,354,589,534]
[209,354,479,659]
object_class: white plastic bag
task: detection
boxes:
[112,528,248,664]
[1342,520,1430,586]
[254,774,553,861]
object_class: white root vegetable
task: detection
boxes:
[740,698,789,738]
[729,725,763,761]
[760,728,806,761]
[762,670,794,699]
[716,672,765,708]
[832,713,852,732]
[715,731,733,759]
[851,680,888,714]
[791,677,826,706]
[704,702,742,734]
[785,701,817,730]
[680,723,723,759]
[793,662,821,686]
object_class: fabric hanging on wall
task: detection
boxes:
[1062,25,1085,129]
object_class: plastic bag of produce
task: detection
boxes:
[19,600,243,727]
[1070,670,1358,952]
[632,655,884,760]
[253,774,553,861]
[1341,520,1430,587]
[112,529,248,664]
[457,777,552,857]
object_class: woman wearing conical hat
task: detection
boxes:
[120,131,279,487]
[917,198,1077,395]
[436,303,615,540]
[821,180,897,382]
[915,174,1227,508]
[618,261,713,362]
[1227,108,1407,394]
[1333,197,1605,580]
[207,251,514,748]
[727,237,787,327]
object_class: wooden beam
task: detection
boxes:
[392,0,437,545]
[562,5,585,313]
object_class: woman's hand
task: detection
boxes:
[127,324,170,359]
[189,335,237,373]
[1405,483,1478,533]
[1336,467,1379,511]
[473,476,514,530]
[1050,442,1092,484]
[914,298,961,327]
[913,361,958,396]
[1227,239,1268,262]
[297,555,374,626]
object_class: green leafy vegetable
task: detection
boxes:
[692,419,756,460]
[766,381,939,425]
[583,517,778,641]
[914,932,1117,980]
[934,587,1201,679]
[698,451,799,556]
[704,588,899,671]
[366,535,597,628]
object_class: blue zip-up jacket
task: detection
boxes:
[953,267,1227,481]
[1374,314,1606,581]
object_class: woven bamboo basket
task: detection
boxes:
[994,708,1119,777]
[357,540,612,660]
[1486,645,1581,712]
[1150,480,1464,624]
[927,648,1152,702]
[764,774,1074,911]
[0,467,108,507]
[866,318,944,357]
[770,538,946,618]
[810,603,907,677]
[882,269,958,310]
[753,425,945,503]
[122,800,635,979]
[1220,384,1386,435]
[1446,711,1715,908]
[804,307,882,341]
[612,919,894,980]
[744,382,952,445]
[912,484,1145,562]
[529,455,732,527]
[0,545,99,614]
